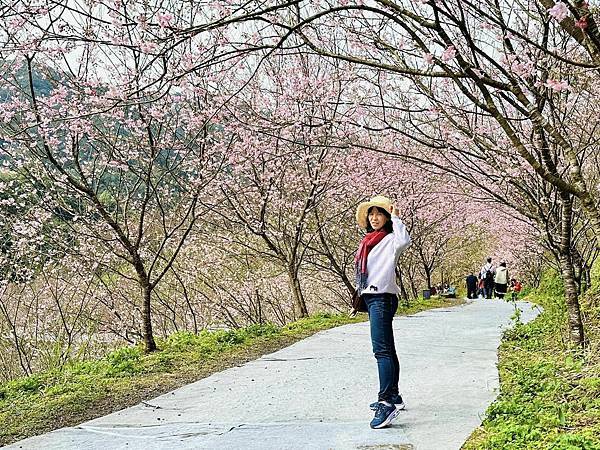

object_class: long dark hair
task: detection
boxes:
[365,206,393,233]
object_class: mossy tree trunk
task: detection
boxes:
[558,194,586,348]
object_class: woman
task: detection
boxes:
[355,195,411,429]
[494,261,509,299]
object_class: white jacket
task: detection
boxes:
[360,216,411,295]
[494,267,508,285]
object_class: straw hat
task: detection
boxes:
[356,195,393,229]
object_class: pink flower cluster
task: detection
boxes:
[548,2,569,22]
[501,54,535,78]
[441,45,456,62]
[157,12,173,28]
[545,79,570,92]
[139,41,158,53]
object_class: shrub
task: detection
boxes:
[104,346,142,376]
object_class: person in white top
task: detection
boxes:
[354,195,411,429]
[494,261,509,299]
[480,257,495,299]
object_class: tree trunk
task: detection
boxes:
[558,195,586,348]
[582,265,591,293]
[558,255,586,347]
[405,267,418,299]
[134,261,157,352]
[141,282,157,351]
[288,264,308,319]
[535,128,585,346]
[424,265,432,290]
[396,268,409,304]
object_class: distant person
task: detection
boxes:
[480,257,495,299]
[447,285,457,298]
[354,195,411,429]
[510,278,522,301]
[466,272,478,299]
[477,277,485,298]
[494,262,509,299]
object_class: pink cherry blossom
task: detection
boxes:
[548,2,569,22]
[545,79,569,91]
[157,12,173,28]
[139,41,158,53]
[441,45,456,62]
[423,53,434,65]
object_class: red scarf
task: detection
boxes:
[355,229,390,292]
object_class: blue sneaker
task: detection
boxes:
[370,394,405,411]
[370,402,398,429]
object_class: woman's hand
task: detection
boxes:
[390,203,400,217]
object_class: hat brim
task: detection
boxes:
[356,199,392,229]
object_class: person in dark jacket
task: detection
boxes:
[465,272,478,299]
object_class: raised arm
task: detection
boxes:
[391,215,411,255]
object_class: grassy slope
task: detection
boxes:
[0,296,456,446]
[463,273,600,450]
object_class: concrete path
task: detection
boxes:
[7,299,539,450]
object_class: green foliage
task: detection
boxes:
[104,346,143,376]
[3,375,45,396]
[163,330,201,350]
[160,323,281,357]
[242,322,280,338]
[589,259,600,295]
[282,312,361,334]
[537,268,566,299]
[463,276,600,450]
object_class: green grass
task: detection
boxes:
[0,296,455,446]
[463,271,600,450]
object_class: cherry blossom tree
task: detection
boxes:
[227,0,598,346]
[3,0,596,375]
[212,53,359,318]
[0,1,253,352]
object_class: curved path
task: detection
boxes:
[8,299,539,450]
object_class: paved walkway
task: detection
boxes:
[8,299,539,450]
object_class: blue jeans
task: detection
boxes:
[363,293,399,403]
[484,284,493,299]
